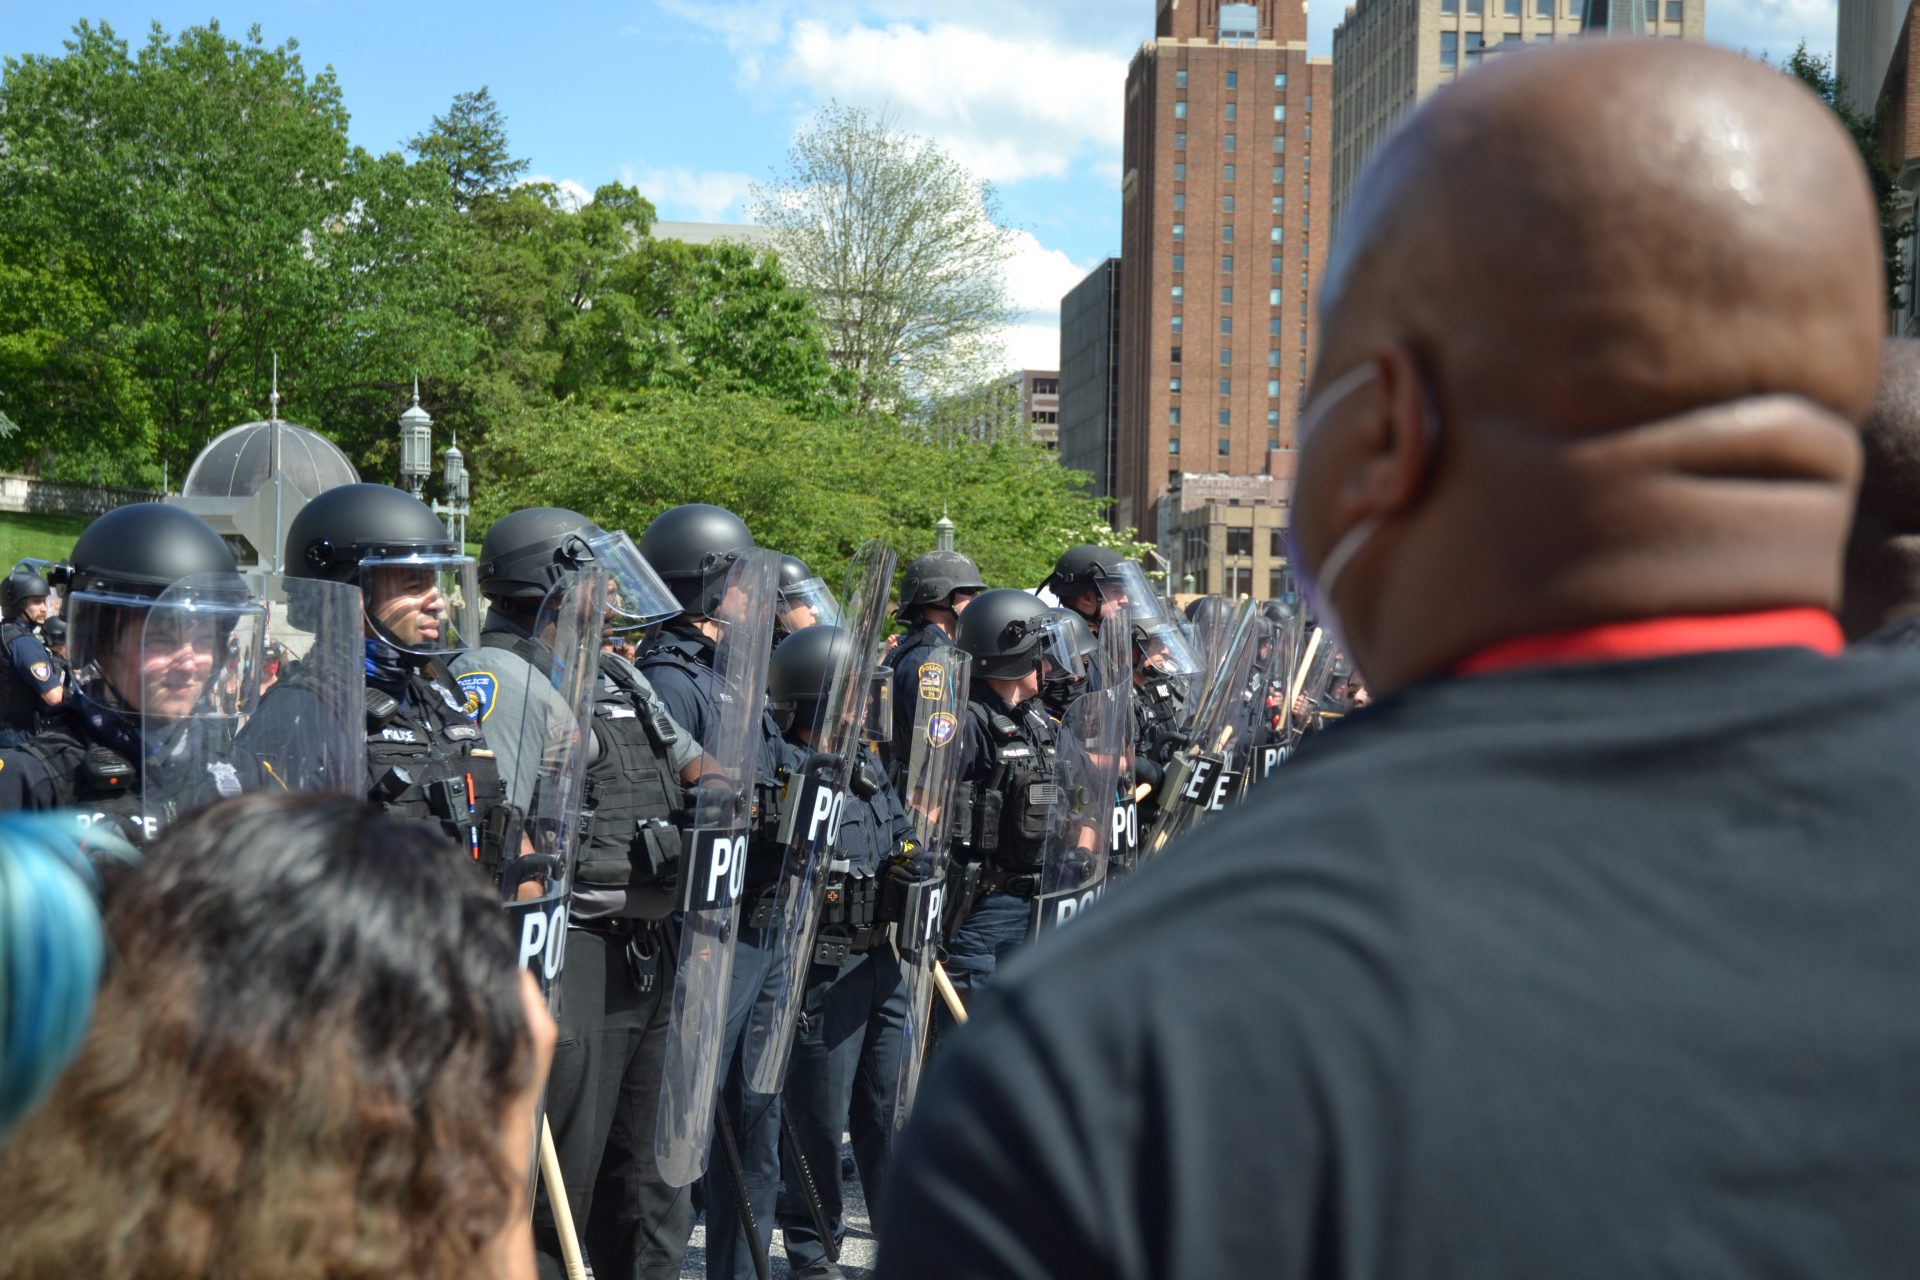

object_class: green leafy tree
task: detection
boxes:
[472,391,1149,592]
[409,85,529,211]
[1784,42,1913,310]
[750,103,1017,412]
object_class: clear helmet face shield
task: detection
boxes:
[359,553,481,657]
[589,530,679,632]
[777,575,843,634]
[1097,561,1203,679]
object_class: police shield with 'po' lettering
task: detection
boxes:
[1029,611,1126,938]
[1143,597,1266,863]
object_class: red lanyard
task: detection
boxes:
[1454,608,1843,677]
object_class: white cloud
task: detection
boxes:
[998,321,1065,373]
[655,0,1142,57]
[780,21,1128,184]
[620,165,757,222]
[1707,0,1836,62]
[521,174,594,211]
[993,230,1102,373]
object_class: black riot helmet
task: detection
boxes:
[1041,606,1097,688]
[284,484,479,656]
[638,503,755,619]
[1042,544,1124,602]
[2,568,50,619]
[40,615,66,648]
[480,507,679,630]
[1185,595,1236,632]
[62,504,240,601]
[955,588,1053,681]
[765,622,857,735]
[896,550,987,622]
[775,553,841,633]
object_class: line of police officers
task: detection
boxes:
[0,486,1354,1280]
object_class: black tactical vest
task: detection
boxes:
[961,699,1058,875]
[364,664,514,876]
[0,621,43,732]
[579,653,686,889]
[21,717,151,841]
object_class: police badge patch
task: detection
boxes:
[29,661,50,683]
[918,662,945,700]
[927,711,958,748]
[455,671,498,722]
[206,761,242,798]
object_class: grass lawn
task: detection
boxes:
[0,511,90,571]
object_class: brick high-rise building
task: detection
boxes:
[1115,0,1334,540]
[1329,0,1704,236]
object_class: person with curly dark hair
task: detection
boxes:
[0,792,556,1280]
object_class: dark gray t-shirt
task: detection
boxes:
[880,646,1920,1280]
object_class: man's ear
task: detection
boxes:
[1341,343,1436,521]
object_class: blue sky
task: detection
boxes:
[3,0,1841,370]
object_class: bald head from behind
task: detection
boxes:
[1842,341,1920,642]
[1292,39,1883,693]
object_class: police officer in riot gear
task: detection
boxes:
[1038,607,1098,719]
[0,504,253,838]
[460,507,701,1280]
[938,588,1061,1022]
[635,502,786,1280]
[884,550,985,764]
[274,483,515,864]
[39,615,68,685]
[765,627,916,1279]
[776,554,840,639]
[1041,544,1126,633]
[0,568,63,745]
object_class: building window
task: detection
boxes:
[1271,529,1286,557]
[1268,379,1281,397]
[1170,407,1181,425]
[1442,31,1458,68]
[1219,408,1231,424]
[1272,195,1285,213]
[1177,69,1189,87]
[1173,254,1184,271]
[1220,347,1232,365]
[1275,72,1288,88]
[1270,317,1282,335]
[1502,32,1521,46]
[1443,0,1458,11]
[1269,287,1281,305]
[1171,284,1184,300]
[1271,226,1284,243]
[1304,125,1311,141]
[1567,0,1578,12]
[1221,287,1234,304]
[1274,104,1287,121]
[1505,0,1521,14]
[1227,70,1239,88]
[1223,194,1235,212]
[1221,316,1234,333]
[1467,0,1483,12]
[1224,133,1237,151]
[1176,100,1189,118]
[1222,254,1234,271]
[1219,377,1232,394]
[1175,162,1186,180]
[1271,256,1283,272]
[1223,163,1236,181]
[1273,135,1286,154]
[1273,164,1285,182]
[1227,528,1254,555]
[1223,224,1234,242]
[1538,32,1554,42]
[1269,348,1281,365]
[1172,345,1182,362]
[1170,437,1181,454]
[1465,31,1483,65]
[1268,409,1281,427]
[1300,299,1309,318]
[1170,377,1182,392]
[1174,192,1186,211]
[1306,94,1313,111]
[1665,0,1681,18]
[1176,132,1187,149]
[1173,222,1185,240]
[1172,315,1184,333]
[1644,0,1656,17]
[1536,0,1553,14]
[1219,438,1232,457]
[1225,102,1238,121]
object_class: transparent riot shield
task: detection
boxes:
[134,572,267,840]
[656,548,780,1188]
[489,566,608,1002]
[744,540,898,1096]
[891,648,971,1129]
[1284,625,1332,744]
[1185,595,1236,682]
[1141,599,1263,863]
[1031,615,1127,938]
[232,573,365,799]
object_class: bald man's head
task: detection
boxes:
[1320,39,1882,432]
[1291,40,1883,693]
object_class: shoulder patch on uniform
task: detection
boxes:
[29,661,50,683]
[206,760,242,798]
[927,711,957,748]
[918,662,945,700]
[455,671,498,722]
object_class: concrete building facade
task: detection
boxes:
[1116,0,1334,540]
[1059,258,1123,506]
[1329,0,1703,236]
[1841,0,1907,118]
[1155,460,1298,598]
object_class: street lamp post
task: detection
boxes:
[395,380,471,547]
